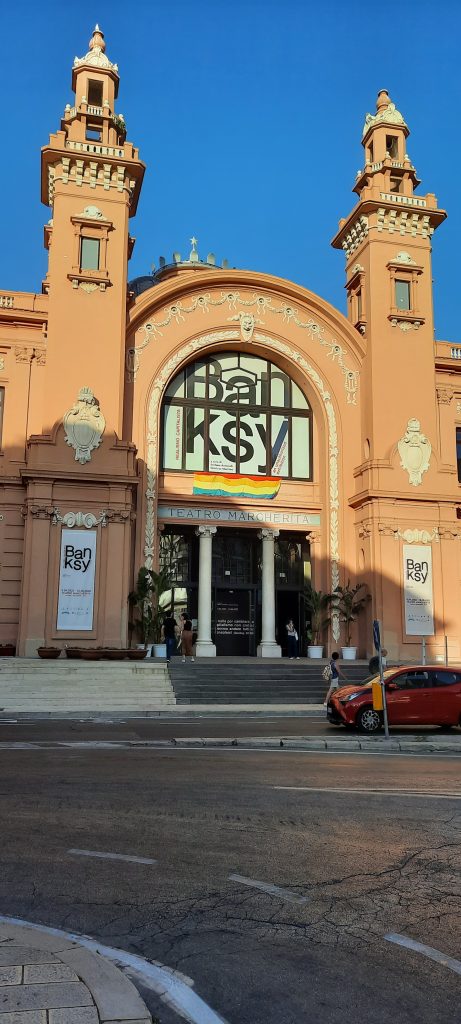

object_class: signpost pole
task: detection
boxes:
[422,636,426,665]
[373,619,389,740]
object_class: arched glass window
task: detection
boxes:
[161,352,312,480]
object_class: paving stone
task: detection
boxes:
[59,948,149,1019]
[0,982,92,1011]
[23,965,79,984]
[0,1013,47,1023]
[0,966,22,985]
[0,927,77,954]
[0,949,56,967]
[48,1009,99,1024]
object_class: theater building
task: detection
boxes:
[0,27,460,660]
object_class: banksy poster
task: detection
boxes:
[56,529,97,631]
[402,544,434,636]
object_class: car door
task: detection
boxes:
[386,670,431,724]
[428,670,461,725]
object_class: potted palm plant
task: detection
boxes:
[330,579,369,659]
[128,566,172,658]
[304,583,332,658]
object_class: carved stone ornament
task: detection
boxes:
[397,418,432,486]
[227,311,263,341]
[436,387,453,405]
[362,101,407,138]
[51,509,108,528]
[63,386,105,464]
[394,251,416,265]
[77,206,104,220]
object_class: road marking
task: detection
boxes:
[385,933,461,976]
[68,848,157,865]
[274,786,461,799]
[0,916,229,1024]
[228,872,308,905]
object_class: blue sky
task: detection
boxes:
[1,1,459,340]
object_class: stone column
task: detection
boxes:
[195,525,217,657]
[257,529,281,658]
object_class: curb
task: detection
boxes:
[0,919,152,1022]
[134,735,461,755]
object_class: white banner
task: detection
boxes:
[57,529,97,631]
[403,544,434,636]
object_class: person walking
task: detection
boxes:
[323,651,347,706]
[180,611,195,663]
[286,619,299,659]
[162,612,177,663]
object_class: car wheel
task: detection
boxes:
[438,724,453,730]
[357,706,382,733]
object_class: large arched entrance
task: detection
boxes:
[156,350,318,655]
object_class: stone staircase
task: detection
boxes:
[0,658,176,714]
[168,657,370,704]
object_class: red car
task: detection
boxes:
[327,665,461,733]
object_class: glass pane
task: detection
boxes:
[395,280,411,310]
[291,417,310,478]
[165,371,185,399]
[291,381,308,409]
[239,412,268,474]
[163,405,183,469]
[80,237,100,271]
[271,416,289,476]
[209,408,237,472]
[185,360,206,399]
[185,407,205,470]
[208,354,239,403]
[271,368,290,407]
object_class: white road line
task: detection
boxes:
[274,786,461,799]
[68,848,157,865]
[385,933,461,976]
[228,872,308,905]
[0,916,229,1024]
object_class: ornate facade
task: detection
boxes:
[0,30,459,660]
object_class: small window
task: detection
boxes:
[80,237,100,271]
[431,671,459,687]
[390,176,402,194]
[386,135,399,158]
[456,427,461,483]
[395,279,411,311]
[367,143,374,163]
[357,289,362,319]
[85,126,102,142]
[88,80,103,107]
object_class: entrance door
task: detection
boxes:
[214,588,255,656]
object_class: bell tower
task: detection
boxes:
[41,26,145,436]
[332,90,446,464]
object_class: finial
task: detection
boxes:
[189,236,199,262]
[89,24,106,52]
[376,89,390,111]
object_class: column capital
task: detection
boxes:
[196,525,217,538]
[258,528,279,540]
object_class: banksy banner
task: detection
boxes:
[56,529,97,631]
[402,544,434,636]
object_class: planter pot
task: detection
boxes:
[341,646,357,660]
[137,643,153,657]
[65,648,82,659]
[153,643,167,659]
[307,645,324,659]
[127,648,148,660]
[0,645,15,657]
[81,650,102,660]
[37,647,61,659]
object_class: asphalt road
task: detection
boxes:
[0,745,459,1023]
[0,716,460,743]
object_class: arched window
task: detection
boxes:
[161,352,312,479]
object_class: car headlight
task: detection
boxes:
[339,692,363,704]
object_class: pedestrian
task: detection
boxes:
[162,612,177,663]
[368,647,388,676]
[286,618,299,659]
[180,611,194,663]
[323,651,347,706]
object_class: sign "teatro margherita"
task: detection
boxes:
[158,506,321,527]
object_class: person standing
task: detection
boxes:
[180,611,195,663]
[162,612,177,663]
[286,618,299,659]
[324,651,347,706]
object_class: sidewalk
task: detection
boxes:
[0,920,151,1023]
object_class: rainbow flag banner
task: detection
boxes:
[193,473,281,500]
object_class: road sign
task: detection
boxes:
[373,619,381,652]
